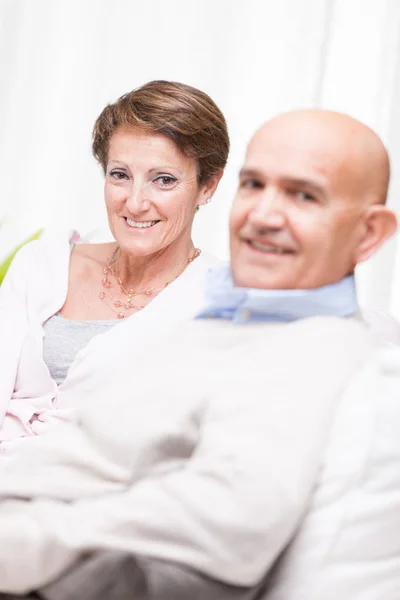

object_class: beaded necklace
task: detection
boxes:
[99,247,201,319]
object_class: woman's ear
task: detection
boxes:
[197,170,224,207]
[355,204,398,264]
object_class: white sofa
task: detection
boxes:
[263,338,400,599]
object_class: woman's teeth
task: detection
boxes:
[126,219,158,229]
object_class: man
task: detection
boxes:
[0,109,398,599]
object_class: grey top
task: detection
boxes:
[42,313,118,386]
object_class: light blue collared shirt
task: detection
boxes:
[197,266,358,324]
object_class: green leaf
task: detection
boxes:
[0,229,43,285]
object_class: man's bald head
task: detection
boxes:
[230,109,396,290]
[250,109,390,205]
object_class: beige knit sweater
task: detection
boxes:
[0,315,374,593]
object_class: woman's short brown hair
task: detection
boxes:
[92,80,229,185]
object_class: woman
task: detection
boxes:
[0,80,229,455]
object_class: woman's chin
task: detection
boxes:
[117,241,160,257]
[114,224,161,254]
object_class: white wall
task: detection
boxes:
[317,0,400,315]
[0,0,400,314]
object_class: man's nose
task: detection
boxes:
[248,187,287,229]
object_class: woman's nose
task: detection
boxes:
[125,183,150,213]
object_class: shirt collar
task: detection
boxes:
[197,266,358,323]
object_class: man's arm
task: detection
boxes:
[0,551,265,600]
[0,319,371,594]
[0,376,338,594]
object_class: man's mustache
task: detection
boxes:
[239,226,289,240]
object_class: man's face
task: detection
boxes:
[230,121,368,289]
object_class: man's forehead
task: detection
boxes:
[243,136,335,188]
[243,111,390,203]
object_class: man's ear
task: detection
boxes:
[197,170,224,207]
[355,205,398,264]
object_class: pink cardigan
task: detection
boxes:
[0,232,218,456]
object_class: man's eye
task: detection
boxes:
[110,170,128,180]
[154,175,177,188]
[241,179,263,189]
[295,190,316,202]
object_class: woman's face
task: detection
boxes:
[104,127,209,257]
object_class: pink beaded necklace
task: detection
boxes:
[99,247,201,319]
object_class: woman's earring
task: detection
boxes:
[196,199,211,212]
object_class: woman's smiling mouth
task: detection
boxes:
[125,218,160,229]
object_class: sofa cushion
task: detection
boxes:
[264,344,400,600]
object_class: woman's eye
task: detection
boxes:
[154,175,177,188]
[110,170,129,180]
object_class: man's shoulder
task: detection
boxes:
[361,307,400,344]
[178,313,371,342]
[282,315,374,372]
[173,314,374,370]
[283,313,371,349]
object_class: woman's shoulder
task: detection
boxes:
[4,231,97,287]
[11,232,113,266]
[3,236,54,280]
[0,231,75,299]
[72,241,115,261]
[11,230,77,270]
[69,241,116,274]
[195,251,227,273]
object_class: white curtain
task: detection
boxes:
[0,0,399,314]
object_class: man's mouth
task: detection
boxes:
[125,218,160,229]
[247,240,294,254]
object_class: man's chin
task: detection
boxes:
[232,267,295,290]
